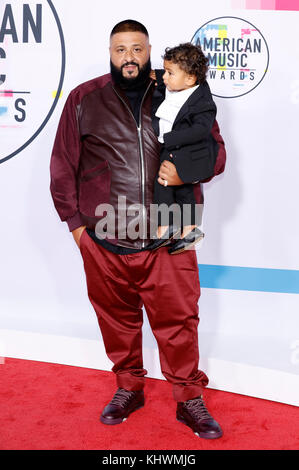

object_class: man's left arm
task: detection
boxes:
[158,115,226,186]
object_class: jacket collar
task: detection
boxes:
[111,77,155,111]
[172,83,205,128]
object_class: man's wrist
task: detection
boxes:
[67,212,83,232]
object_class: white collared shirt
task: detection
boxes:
[155,85,199,143]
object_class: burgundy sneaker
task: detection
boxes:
[177,396,223,439]
[100,388,145,425]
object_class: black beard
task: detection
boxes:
[110,58,152,90]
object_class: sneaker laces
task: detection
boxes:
[183,396,212,421]
[110,388,137,408]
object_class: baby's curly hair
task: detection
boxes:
[163,43,209,84]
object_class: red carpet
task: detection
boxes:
[0,357,298,450]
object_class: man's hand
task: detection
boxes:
[158,159,184,186]
[72,225,86,248]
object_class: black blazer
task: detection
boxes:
[152,70,217,184]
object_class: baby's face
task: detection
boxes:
[162,60,196,92]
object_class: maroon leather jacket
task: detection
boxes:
[50,73,226,250]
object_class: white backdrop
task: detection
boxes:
[1,0,299,406]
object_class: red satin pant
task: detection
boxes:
[79,229,208,402]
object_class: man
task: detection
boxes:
[50,19,226,439]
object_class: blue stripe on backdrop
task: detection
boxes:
[198,264,299,294]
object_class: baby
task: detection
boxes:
[148,43,217,255]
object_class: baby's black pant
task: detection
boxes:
[154,177,197,227]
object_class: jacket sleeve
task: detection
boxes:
[49,89,83,232]
[163,99,216,150]
[201,119,226,183]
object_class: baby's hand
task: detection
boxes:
[150,70,157,81]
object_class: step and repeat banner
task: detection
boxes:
[1,0,299,406]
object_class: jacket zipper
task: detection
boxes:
[112,81,152,248]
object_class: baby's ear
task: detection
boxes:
[187,74,197,86]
